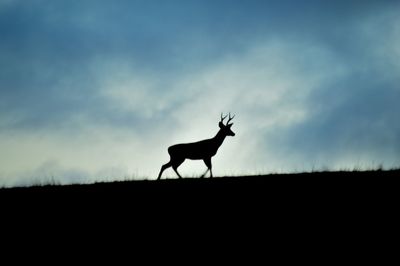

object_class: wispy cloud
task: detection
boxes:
[1,1,399,186]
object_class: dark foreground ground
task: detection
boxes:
[2,169,398,204]
[1,171,396,262]
[1,170,398,246]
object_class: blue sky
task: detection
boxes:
[1,0,399,186]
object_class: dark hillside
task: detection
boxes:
[2,170,398,236]
[2,170,398,204]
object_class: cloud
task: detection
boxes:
[1,1,399,186]
[271,9,400,170]
[68,37,347,178]
[1,37,338,183]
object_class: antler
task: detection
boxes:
[226,112,235,125]
[220,113,228,123]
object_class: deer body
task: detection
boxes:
[158,113,235,179]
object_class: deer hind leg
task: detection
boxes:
[158,161,172,180]
[203,158,213,178]
[172,157,185,179]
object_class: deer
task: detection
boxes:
[157,113,235,180]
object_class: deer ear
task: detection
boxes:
[228,123,233,127]
[219,122,224,128]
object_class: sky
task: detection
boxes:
[0,0,399,187]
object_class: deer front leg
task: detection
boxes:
[203,158,213,178]
[201,168,209,178]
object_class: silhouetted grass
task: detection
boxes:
[2,168,398,193]
[2,169,398,228]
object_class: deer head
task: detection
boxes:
[219,113,235,136]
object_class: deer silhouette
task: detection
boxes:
[158,113,235,180]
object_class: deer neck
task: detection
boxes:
[213,130,227,148]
